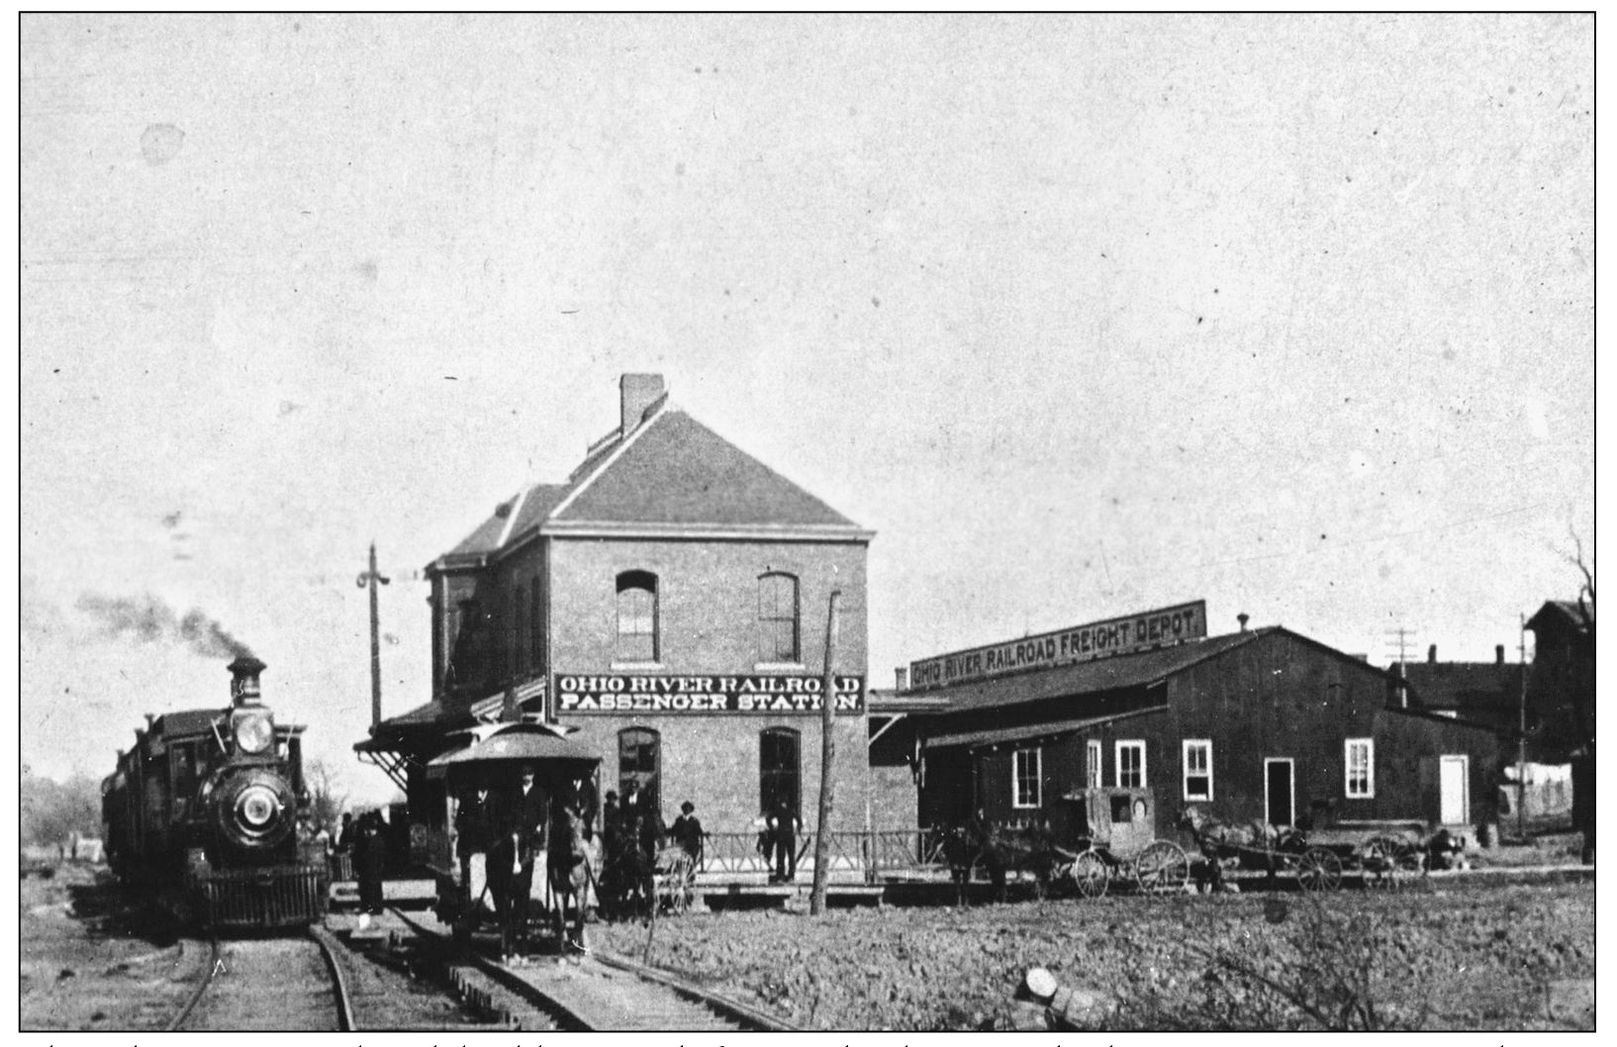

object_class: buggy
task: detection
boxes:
[1051,787,1191,897]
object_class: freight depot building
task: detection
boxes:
[359,374,901,837]
[902,601,1503,839]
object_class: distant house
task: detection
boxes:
[901,607,1502,842]
[1524,599,1594,763]
[1400,643,1523,735]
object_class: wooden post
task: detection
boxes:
[356,542,391,730]
[810,590,842,916]
[1518,613,1527,842]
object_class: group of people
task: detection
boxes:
[596,780,711,920]
[334,809,389,921]
[453,765,597,962]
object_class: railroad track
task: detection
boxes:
[389,907,799,1032]
[165,931,354,1031]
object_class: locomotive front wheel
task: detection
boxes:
[1072,850,1109,899]
[1299,847,1343,892]
[1133,842,1189,895]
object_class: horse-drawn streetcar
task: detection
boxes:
[423,721,600,955]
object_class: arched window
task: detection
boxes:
[760,727,801,820]
[618,727,661,815]
[757,572,800,663]
[616,571,659,663]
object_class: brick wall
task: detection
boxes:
[546,535,872,834]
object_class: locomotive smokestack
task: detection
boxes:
[229,656,266,708]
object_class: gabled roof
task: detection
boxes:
[914,628,1269,713]
[1526,599,1593,633]
[906,625,1401,715]
[433,398,867,568]
[1402,661,1523,713]
[554,409,858,528]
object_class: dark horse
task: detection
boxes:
[941,815,1062,905]
[1178,805,1305,890]
[546,806,593,952]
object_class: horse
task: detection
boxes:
[941,816,1062,905]
[546,806,594,952]
[1178,805,1304,890]
[601,808,657,922]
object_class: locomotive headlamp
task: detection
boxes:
[234,713,274,754]
[237,785,279,829]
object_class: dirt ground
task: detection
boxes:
[593,880,1595,1031]
[19,862,205,1031]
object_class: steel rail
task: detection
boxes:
[591,948,801,1032]
[387,907,593,1031]
[307,924,358,1031]
[164,936,221,1032]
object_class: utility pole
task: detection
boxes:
[357,542,391,731]
[810,590,842,916]
[1517,613,1528,843]
[1383,625,1414,667]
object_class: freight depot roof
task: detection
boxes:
[435,403,867,566]
[925,704,1170,750]
[908,627,1271,713]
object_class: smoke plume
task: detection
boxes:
[75,592,255,660]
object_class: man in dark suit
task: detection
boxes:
[769,797,800,884]
[504,765,547,958]
[455,782,500,930]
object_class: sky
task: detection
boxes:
[18,14,1594,805]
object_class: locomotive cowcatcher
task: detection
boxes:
[100,657,328,929]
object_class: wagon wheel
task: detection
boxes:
[1071,849,1109,899]
[1364,835,1425,887]
[1133,841,1189,894]
[1298,847,1342,892]
[657,856,692,915]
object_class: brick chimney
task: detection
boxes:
[894,667,909,691]
[620,373,666,439]
[1428,644,1437,664]
[1496,644,1506,665]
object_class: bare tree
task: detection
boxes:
[303,758,349,837]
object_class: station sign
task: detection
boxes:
[906,600,1208,692]
[553,674,866,715]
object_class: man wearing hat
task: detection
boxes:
[503,764,547,958]
[671,800,706,870]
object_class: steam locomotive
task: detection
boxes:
[101,656,328,929]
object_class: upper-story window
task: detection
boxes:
[616,571,659,663]
[757,572,800,663]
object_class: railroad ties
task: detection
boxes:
[389,908,797,1032]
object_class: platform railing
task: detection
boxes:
[696,828,948,881]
